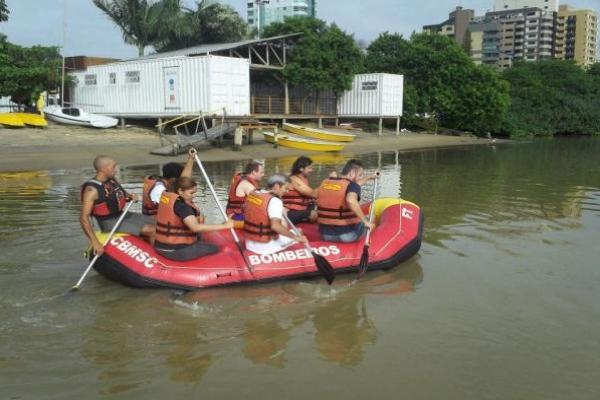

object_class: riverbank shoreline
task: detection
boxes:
[0,124,508,172]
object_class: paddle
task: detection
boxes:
[191,151,256,278]
[283,213,335,285]
[72,201,134,290]
[357,173,380,279]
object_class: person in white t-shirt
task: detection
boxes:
[244,174,307,255]
[142,149,196,216]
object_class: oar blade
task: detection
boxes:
[313,253,335,285]
[357,245,370,278]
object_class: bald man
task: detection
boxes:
[80,155,155,256]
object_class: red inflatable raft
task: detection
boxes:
[93,198,423,290]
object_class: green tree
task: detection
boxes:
[0,0,9,22]
[0,36,62,105]
[365,32,509,135]
[262,17,364,94]
[155,1,248,52]
[588,63,600,78]
[93,0,182,56]
[502,60,600,137]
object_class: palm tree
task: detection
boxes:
[93,0,182,56]
[154,0,249,52]
[0,0,10,22]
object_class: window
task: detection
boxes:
[125,71,140,84]
[361,81,378,91]
[62,108,81,117]
[109,72,116,85]
[84,74,97,86]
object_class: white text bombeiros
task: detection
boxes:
[248,246,340,266]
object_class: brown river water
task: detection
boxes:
[1,137,599,399]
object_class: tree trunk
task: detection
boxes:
[138,44,145,57]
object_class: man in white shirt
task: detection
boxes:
[244,174,307,255]
[142,149,195,216]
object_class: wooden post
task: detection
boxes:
[335,118,339,127]
[120,118,126,129]
[318,118,323,128]
[284,82,290,115]
[233,127,243,151]
[378,118,383,136]
[396,117,400,136]
[273,126,279,149]
[157,118,163,134]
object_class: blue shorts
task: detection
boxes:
[320,223,366,243]
[232,213,244,221]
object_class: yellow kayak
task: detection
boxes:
[263,131,345,152]
[283,122,356,142]
[0,113,25,128]
[12,113,47,127]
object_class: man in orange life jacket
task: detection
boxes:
[142,149,196,216]
[316,159,378,243]
[154,177,234,261]
[283,156,319,225]
[80,155,155,256]
[244,174,307,255]
[226,161,265,221]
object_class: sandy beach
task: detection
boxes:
[0,123,505,172]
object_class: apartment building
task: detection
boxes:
[247,0,316,33]
[555,5,597,67]
[485,7,556,68]
[493,0,558,12]
[469,19,502,66]
[423,7,475,50]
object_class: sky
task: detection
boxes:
[1,0,598,59]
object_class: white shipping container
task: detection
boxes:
[69,55,250,117]
[0,96,15,109]
[337,73,403,117]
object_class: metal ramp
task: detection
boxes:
[151,110,238,156]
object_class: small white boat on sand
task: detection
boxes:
[43,105,118,129]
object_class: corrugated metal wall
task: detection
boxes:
[70,55,250,117]
[0,96,15,110]
[337,73,403,117]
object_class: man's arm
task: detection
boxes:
[270,218,307,243]
[180,149,196,179]
[183,216,233,232]
[357,173,378,186]
[236,180,255,197]
[346,192,375,230]
[290,175,316,198]
[80,186,105,255]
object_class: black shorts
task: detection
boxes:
[287,203,315,225]
[155,241,219,261]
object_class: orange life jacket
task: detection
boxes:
[282,174,313,211]
[155,192,200,246]
[243,191,278,243]
[81,178,127,220]
[226,173,259,216]
[316,178,362,226]
[142,176,170,216]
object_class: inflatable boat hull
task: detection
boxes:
[93,199,423,290]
